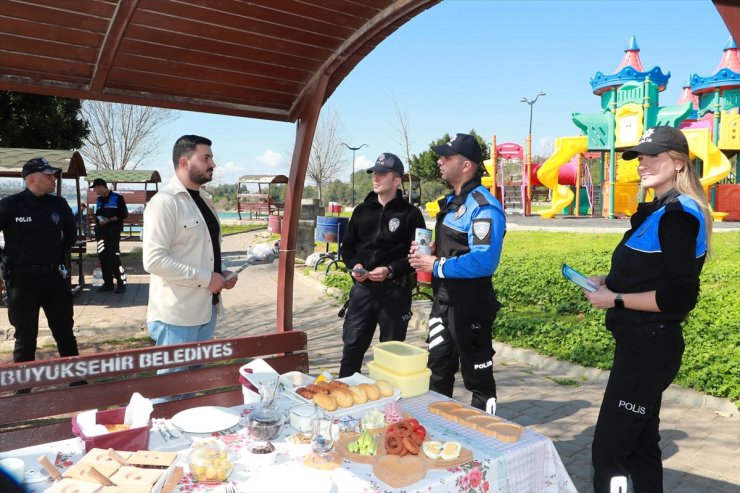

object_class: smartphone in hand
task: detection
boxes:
[562,264,598,292]
[351,268,368,276]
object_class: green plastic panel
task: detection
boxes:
[655,103,692,128]
[572,112,612,150]
[720,89,740,111]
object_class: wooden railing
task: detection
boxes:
[0,331,308,451]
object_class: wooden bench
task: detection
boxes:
[86,212,144,240]
[0,331,308,451]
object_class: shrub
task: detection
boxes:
[324,231,740,401]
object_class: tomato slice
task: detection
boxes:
[413,425,426,441]
[407,418,420,430]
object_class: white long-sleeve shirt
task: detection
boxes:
[143,175,223,326]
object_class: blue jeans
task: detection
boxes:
[148,305,218,376]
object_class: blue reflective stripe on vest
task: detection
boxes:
[625,195,707,257]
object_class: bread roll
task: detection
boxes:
[104,424,130,433]
[295,387,315,399]
[359,383,380,401]
[374,379,395,397]
[313,392,337,411]
[306,384,329,394]
[332,388,353,408]
[348,385,368,404]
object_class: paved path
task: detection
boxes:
[1,223,737,492]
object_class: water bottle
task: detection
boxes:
[92,267,103,287]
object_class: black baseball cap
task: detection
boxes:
[622,126,689,160]
[90,178,107,189]
[431,133,483,164]
[21,157,61,178]
[367,153,404,175]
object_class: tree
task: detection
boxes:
[306,108,346,205]
[0,91,89,149]
[81,100,178,170]
[390,98,413,166]
[409,129,491,183]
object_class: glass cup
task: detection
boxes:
[310,413,336,464]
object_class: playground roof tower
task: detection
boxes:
[690,37,740,93]
[677,78,700,110]
[590,36,670,95]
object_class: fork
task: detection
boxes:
[155,420,169,442]
[224,485,239,493]
[156,419,175,441]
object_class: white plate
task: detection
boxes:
[240,466,333,493]
[170,406,240,434]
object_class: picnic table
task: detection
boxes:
[4,391,576,493]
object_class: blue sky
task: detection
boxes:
[147,0,732,186]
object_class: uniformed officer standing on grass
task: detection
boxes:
[0,158,80,369]
[409,133,506,412]
[338,153,426,378]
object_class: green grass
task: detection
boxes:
[322,230,740,402]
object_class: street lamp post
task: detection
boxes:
[342,142,367,206]
[520,91,546,216]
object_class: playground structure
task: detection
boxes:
[533,36,737,220]
[235,174,288,221]
[457,37,738,221]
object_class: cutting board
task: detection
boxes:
[373,455,426,488]
[335,433,380,465]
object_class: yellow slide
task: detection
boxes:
[682,128,731,221]
[536,136,589,219]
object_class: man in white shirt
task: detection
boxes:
[143,135,237,353]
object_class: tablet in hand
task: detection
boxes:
[562,264,598,292]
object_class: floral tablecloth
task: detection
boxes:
[10,392,576,493]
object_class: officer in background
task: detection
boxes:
[409,133,506,412]
[0,158,80,371]
[91,178,128,293]
[338,153,426,377]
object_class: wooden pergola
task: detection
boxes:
[0,0,442,333]
[0,0,736,332]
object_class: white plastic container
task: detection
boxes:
[367,361,430,398]
[372,341,428,376]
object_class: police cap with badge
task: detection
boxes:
[22,157,62,177]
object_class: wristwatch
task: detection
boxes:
[614,293,625,309]
[386,266,395,280]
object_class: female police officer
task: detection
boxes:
[583,126,711,492]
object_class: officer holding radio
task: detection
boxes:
[338,152,426,378]
[409,133,506,412]
[0,158,80,370]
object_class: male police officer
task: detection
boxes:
[409,134,506,412]
[0,158,80,369]
[91,178,128,293]
[338,153,426,377]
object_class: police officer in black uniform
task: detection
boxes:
[584,127,711,492]
[0,158,80,368]
[410,133,506,412]
[338,153,426,378]
[91,178,128,293]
